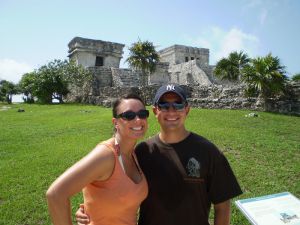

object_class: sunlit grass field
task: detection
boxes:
[0,103,299,224]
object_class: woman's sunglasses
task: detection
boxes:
[116,109,149,121]
[157,102,186,111]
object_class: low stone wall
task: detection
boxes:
[181,85,260,110]
[67,82,300,116]
[84,86,158,107]
[185,84,300,115]
[265,99,300,115]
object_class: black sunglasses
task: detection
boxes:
[116,109,149,121]
[157,102,186,111]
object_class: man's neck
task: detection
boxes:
[159,128,190,144]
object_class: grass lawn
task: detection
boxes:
[0,103,299,224]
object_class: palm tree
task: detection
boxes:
[126,40,160,86]
[242,53,287,100]
[214,51,250,81]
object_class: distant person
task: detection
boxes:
[76,84,242,225]
[46,94,149,225]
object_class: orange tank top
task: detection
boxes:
[82,141,148,225]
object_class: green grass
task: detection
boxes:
[0,103,299,224]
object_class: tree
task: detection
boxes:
[214,51,250,81]
[242,53,288,100]
[0,80,5,102]
[126,40,160,86]
[0,80,18,104]
[63,59,93,91]
[19,72,37,103]
[291,73,300,81]
[18,59,92,104]
[33,59,69,103]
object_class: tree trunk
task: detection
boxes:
[141,71,149,86]
[6,94,12,104]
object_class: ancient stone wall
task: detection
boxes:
[148,62,170,85]
[88,67,112,90]
[111,68,140,87]
[69,82,300,116]
[186,85,258,110]
[264,81,300,115]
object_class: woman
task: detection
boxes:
[46,94,149,225]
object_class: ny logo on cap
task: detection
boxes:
[166,84,175,91]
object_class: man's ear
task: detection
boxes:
[185,105,190,116]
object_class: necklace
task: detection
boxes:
[114,138,142,174]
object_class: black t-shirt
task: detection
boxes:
[135,132,242,225]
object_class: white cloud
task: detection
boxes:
[189,27,260,65]
[259,8,268,25]
[0,59,33,84]
[242,0,273,26]
[242,0,263,11]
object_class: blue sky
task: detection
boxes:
[1,0,299,83]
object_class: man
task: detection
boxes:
[76,84,242,225]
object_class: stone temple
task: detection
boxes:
[67,37,299,115]
[68,37,225,88]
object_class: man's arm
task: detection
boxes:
[213,200,231,225]
[75,204,90,225]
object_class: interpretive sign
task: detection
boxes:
[235,192,300,225]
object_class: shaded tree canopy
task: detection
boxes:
[242,53,287,99]
[0,80,18,104]
[18,59,92,104]
[214,51,250,81]
[215,51,288,100]
[19,72,37,103]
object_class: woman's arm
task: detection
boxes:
[46,144,115,225]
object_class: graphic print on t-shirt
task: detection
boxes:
[186,157,201,178]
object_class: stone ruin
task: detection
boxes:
[66,37,300,115]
